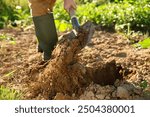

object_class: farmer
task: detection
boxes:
[28,0,77,60]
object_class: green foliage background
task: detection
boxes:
[0,0,150,33]
[0,0,30,28]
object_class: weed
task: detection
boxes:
[3,70,16,78]
[0,86,21,100]
[0,34,16,41]
[140,80,149,90]
[0,34,8,41]
[134,38,150,49]
[138,38,150,48]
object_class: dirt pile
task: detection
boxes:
[26,22,122,99]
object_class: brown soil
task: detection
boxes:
[0,23,150,100]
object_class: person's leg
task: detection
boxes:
[33,13,58,60]
[28,0,58,60]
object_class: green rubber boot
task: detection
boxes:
[33,13,58,60]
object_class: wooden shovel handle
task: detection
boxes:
[69,8,75,17]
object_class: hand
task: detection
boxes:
[64,0,77,13]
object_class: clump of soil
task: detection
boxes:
[26,22,122,99]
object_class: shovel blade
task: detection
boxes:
[71,17,80,32]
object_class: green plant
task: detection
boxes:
[139,38,150,48]
[0,0,30,29]
[140,80,149,90]
[0,0,13,28]
[134,38,150,49]
[0,33,16,42]
[53,0,72,32]
[0,34,8,41]
[80,1,150,31]
[0,86,21,100]
[1,0,150,33]
[3,70,16,78]
[12,5,31,28]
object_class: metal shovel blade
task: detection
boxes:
[69,8,80,32]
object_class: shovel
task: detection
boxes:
[69,8,94,43]
[69,8,80,34]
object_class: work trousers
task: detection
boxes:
[28,0,56,16]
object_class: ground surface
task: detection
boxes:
[0,27,150,100]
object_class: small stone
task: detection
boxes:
[86,91,95,98]
[114,79,120,87]
[28,53,41,62]
[105,95,111,100]
[80,91,95,100]
[112,91,117,97]
[54,93,72,100]
[117,86,130,99]
[96,94,105,99]
[0,79,6,85]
